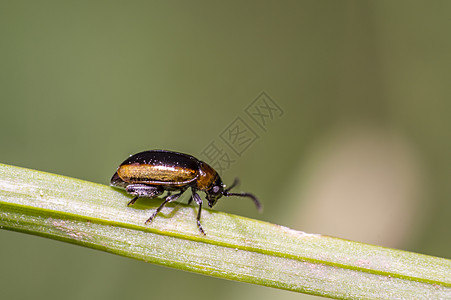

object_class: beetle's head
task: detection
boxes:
[205,176,224,207]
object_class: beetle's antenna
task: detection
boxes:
[225,178,239,192]
[223,191,262,212]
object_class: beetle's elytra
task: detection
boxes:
[110,150,261,235]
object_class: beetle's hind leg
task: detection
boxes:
[127,196,139,206]
[125,184,164,206]
[145,189,186,224]
[191,189,206,235]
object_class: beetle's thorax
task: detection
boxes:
[195,161,219,191]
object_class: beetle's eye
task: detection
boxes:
[213,186,220,194]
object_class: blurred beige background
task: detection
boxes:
[1,1,450,299]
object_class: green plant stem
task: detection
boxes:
[0,163,450,299]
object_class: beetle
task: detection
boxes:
[110,150,261,234]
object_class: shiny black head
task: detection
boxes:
[205,176,225,207]
[205,177,262,212]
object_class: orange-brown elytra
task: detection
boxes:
[110,150,261,235]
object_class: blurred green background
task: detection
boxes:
[1,1,450,299]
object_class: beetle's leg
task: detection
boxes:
[145,189,186,224]
[125,184,164,206]
[187,195,193,205]
[127,196,139,206]
[191,191,206,235]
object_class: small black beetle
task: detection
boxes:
[111,150,261,234]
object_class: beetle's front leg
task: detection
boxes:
[191,189,206,235]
